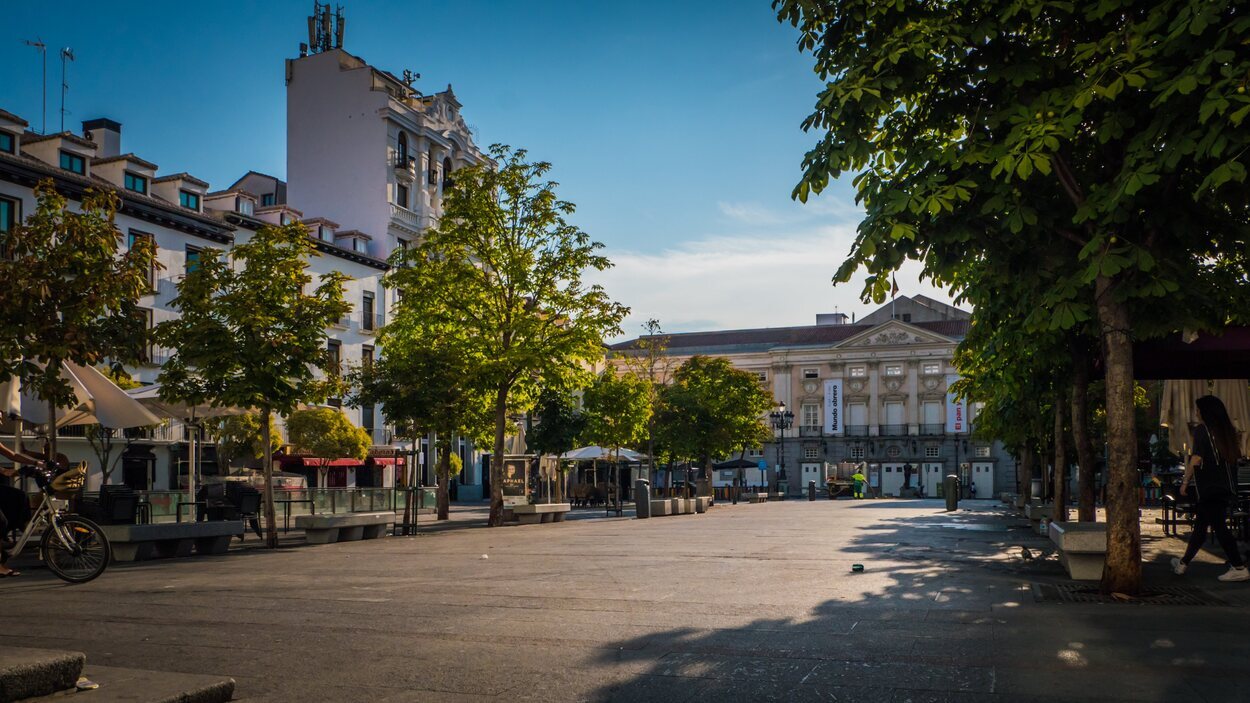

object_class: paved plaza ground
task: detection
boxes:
[2,498,1249,702]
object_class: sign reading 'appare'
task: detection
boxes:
[823,379,843,435]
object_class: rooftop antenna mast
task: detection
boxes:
[23,39,47,134]
[59,47,75,133]
[307,3,345,54]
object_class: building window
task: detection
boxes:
[884,365,903,376]
[318,225,332,242]
[849,445,865,460]
[0,195,18,233]
[261,193,276,207]
[361,345,374,371]
[135,308,154,363]
[397,131,409,162]
[179,191,200,210]
[803,445,819,460]
[185,246,202,274]
[802,368,819,379]
[0,132,13,154]
[362,292,376,331]
[886,445,901,458]
[801,403,819,428]
[922,361,941,375]
[754,371,767,383]
[975,445,992,458]
[361,404,375,436]
[925,445,940,459]
[124,172,147,194]
[326,339,342,376]
[746,448,763,459]
[893,313,912,322]
[848,366,866,378]
[237,197,254,216]
[396,184,409,208]
[442,157,454,188]
[59,151,85,174]
[281,212,293,225]
[128,231,156,288]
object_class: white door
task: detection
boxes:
[922,462,944,495]
[923,401,941,425]
[800,463,822,489]
[970,462,994,497]
[848,403,867,427]
[881,463,905,496]
[885,402,905,426]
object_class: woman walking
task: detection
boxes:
[1172,395,1248,582]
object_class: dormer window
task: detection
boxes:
[261,193,276,207]
[281,212,293,225]
[179,190,200,210]
[354,239,367,253]
[124,172,148,194]
[60,151,85,175]
[237,198,253,216]
[0,132,13,154]
[319,225,332,242]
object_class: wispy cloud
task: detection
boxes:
[592,218,956,342]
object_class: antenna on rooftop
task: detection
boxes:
[59,47,74,133]
[23,38,47,134]
[307,2,346,54]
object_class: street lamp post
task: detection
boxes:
[769,402,795,495]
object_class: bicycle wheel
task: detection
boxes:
[40,516,111,584]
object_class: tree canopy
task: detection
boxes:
[776,0,1250,593]
[581,366,652,460]
[208,413,284,469]
[285,407,371,476]
[391,144,628,526]
[156,222,350,546]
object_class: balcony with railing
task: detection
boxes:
[879,424,908,436]
[393,154,416,180]
[389,203,426,232]
[360,312,384,333]
[920,423,945,436]
[845,425,870,437]
[798,425,823,438]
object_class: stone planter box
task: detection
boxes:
[695,496,711,513]
[1049,521,1108,581]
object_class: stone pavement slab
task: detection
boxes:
[0,499,1248,701]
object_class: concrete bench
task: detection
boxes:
[1048,521,1108,581]
[695,496,711,513]
[747,493,768,504]
[649,499,671,516]
[513,503,571,524]
[100,521,244,562]
[295,512,394,544]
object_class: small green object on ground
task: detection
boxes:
[851,563,864,572]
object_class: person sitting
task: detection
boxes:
[0,443,53,578]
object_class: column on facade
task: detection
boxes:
[413,134,431,213]
[905,360,920,434]
[866,360,880,436]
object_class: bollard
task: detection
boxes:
[634,479,651,519]
[944,474,960,512]
[808,480,816,501]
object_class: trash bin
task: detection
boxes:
[944,474,960,512]
[634,479,651,519]
[808,480,816,501]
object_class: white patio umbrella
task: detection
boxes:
[126,384,249,517]
[3,361,160,429]
[560,446,647,462]
[1160,379,1250,456]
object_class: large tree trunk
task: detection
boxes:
[261,407,278,549]
[436,437,450,520]
[1095,275,1140,594]
[1071,357,1098,522]
[1052,393,1069,523]
[1017,449,1033,505]
[488,385,508,526]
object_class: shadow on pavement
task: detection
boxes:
[584,505,1248,702]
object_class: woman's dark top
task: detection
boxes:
[1192,424,1235,499]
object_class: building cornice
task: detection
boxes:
[223,212,389,271]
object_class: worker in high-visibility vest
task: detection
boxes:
[851,469,867,499]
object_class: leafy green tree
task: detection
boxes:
[527,387,586,503]
[656,356,772,497]
[285,407,371,487]
[156,223,349,547]
[207,413,284,470]
[0,181,154,462]
[776,0,1250,593]
[617,318,672,484]
[392,145,628,526]
[582,367,652,495]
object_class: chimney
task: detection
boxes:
[816,312,850,326]
[82,118,121,158]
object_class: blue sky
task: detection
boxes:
[2,1,955,336]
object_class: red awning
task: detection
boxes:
[278,457,365,468]
[369,457,403,466]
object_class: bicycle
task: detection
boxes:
[3,462,111,583]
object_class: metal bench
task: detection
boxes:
[100,521,244,562]
[294,512,395,544]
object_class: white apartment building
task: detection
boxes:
[609,296,1014,498]
[0,107,406,493]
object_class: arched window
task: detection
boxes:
[397,132,409,164]
[442,157,454,188]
